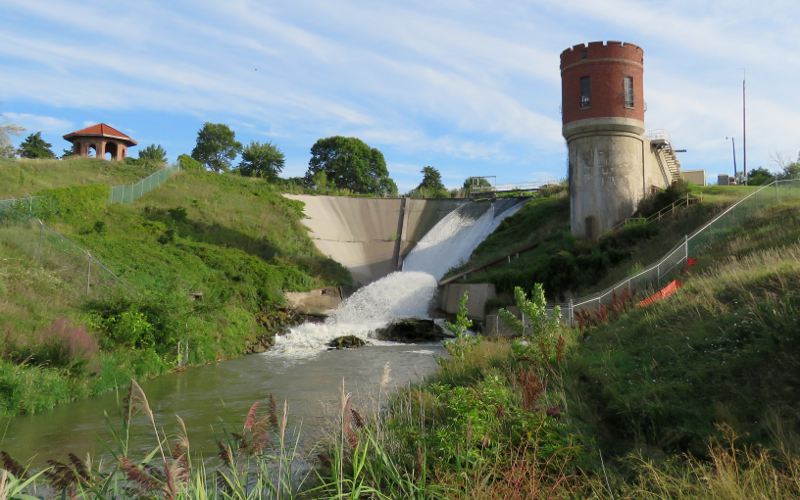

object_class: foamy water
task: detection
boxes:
[270,200,523,357]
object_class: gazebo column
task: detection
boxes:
[118,144,126,160]
[96,140,106,159]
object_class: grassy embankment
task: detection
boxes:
[449,183,758,304]
[0,159,349,416]
[0,157,158,199]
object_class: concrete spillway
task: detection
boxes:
[285,195,467,285]
[272,197,525,357]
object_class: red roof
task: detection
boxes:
[63,123,137,146]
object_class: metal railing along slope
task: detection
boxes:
[560,179,800,325]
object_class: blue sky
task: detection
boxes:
[1,0,798,191]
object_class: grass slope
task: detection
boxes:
[451,184,755,304]
[0,163,349,415]
[0,157,157,199]
[567,202,800,457]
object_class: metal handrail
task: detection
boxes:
[565,179,796,320]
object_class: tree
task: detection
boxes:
[191,123,241,172]
[305,136,397,196]
[237,141,285,180]
[0,123,25,158]
[411,166,447,198]
[463,176,492,193]
[17,131,55,159]
[138,144,168,164]
[779,152,800,180]
[747,166,774,186]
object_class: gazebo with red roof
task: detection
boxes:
[63,123,137,161]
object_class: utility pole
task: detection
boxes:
[726,136,738,179]
[742,71,747,185]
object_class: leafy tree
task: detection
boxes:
[138,144,167,164]
[191,122,242,172]
[61,148,75,159]
[411,166,447,198]
[747,167,775,186]
[17,131,55,159]
[0,123,25,158]
[779,152,800,180]
[305,136,397,195]
[237,141,285,180]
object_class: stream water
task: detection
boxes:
[0,199,524,464]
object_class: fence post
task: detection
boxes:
[568,298,574,327]
[86,251,92,295]
[35,219,44,261]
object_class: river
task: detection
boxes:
[0,198,524,464]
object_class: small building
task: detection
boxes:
[63,123,137,161]
[680,169,707,186]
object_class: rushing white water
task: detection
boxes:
[270,200,523,357]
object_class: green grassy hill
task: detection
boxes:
[567,201,800,457]
[0,157,158,199]
[0,159,349,415]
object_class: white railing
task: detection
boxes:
[560,179,800,325]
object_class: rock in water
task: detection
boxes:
[375,318,452,343]
[327,335,367,350]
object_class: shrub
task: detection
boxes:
[35,317,98,373]
[177,153,203,171]
[637,180,690,217]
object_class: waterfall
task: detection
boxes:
[270,199,524,357]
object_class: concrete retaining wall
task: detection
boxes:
[285,195,467,285]
[439,283,496,321]
[285,287,343,315]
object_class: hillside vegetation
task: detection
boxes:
[0,159,349,415]
[567,202,800,457]
[451,183,758,303]
[0,157,157,199]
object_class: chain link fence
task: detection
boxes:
[0,166,179,296]
[0,218,137,298]
[562,178,800,325]
[109,164,180,204]
[0,195,43,222]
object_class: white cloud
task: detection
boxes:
[0,0,798,180]
[1,112,72,133]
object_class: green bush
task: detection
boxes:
[177,153,204,171]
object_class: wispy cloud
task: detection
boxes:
[0,0,797,182]
[1,112,72,133]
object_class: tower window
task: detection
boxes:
[624,76,634,108]
[580,76,591,108]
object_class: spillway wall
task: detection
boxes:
[285,195,467,285]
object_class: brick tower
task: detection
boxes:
[561,41,671,239]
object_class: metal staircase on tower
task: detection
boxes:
[647,130,682,184]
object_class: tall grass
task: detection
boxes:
[0,157,157,199]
